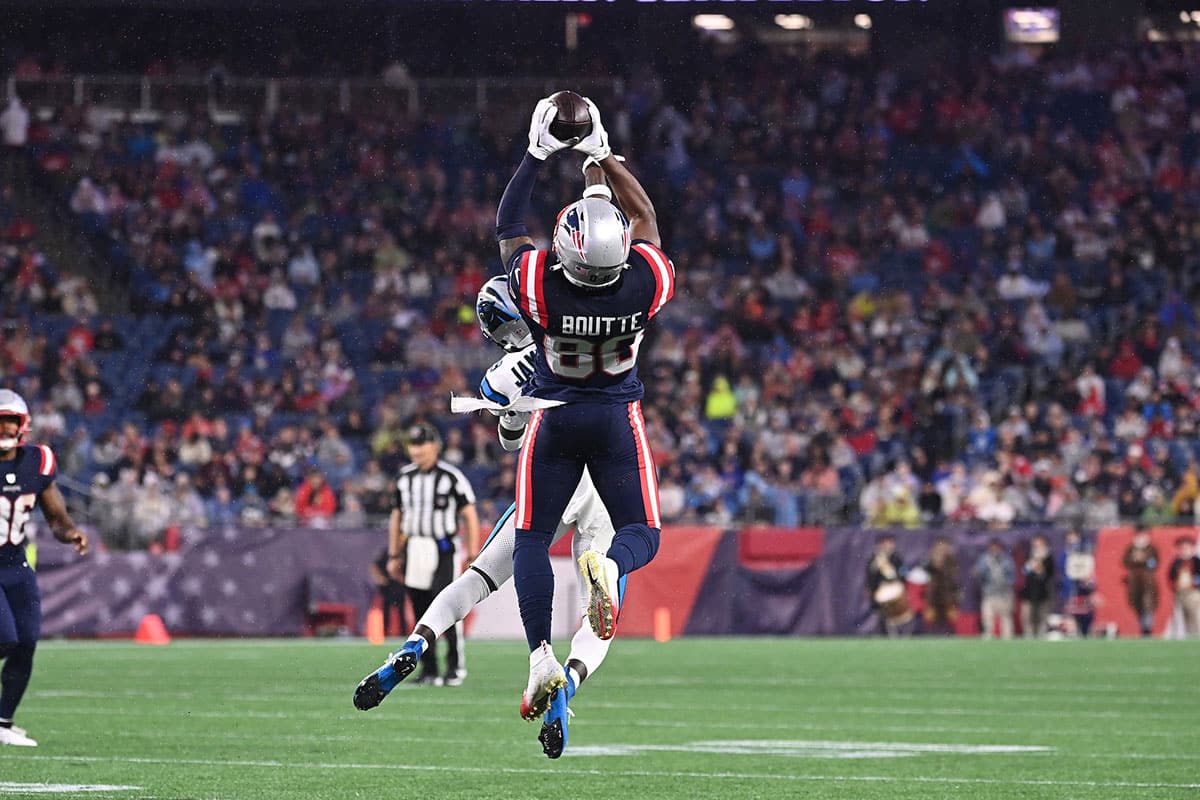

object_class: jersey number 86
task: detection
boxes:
[0,494,36,546]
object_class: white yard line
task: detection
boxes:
[0,784,141,794]
[18,722,1200,757]
[4,754,1198,791]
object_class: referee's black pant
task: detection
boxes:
[407,544,462,680]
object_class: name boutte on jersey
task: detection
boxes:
[560,313,643,337]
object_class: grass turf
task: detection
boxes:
[1,637,1198,799]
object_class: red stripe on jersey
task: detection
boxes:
[517,250,537,318]
[626,401,661,528]
[633,243,674,320]
[515,409,545,530]
[531,251,550,329]
[38,444,56,476]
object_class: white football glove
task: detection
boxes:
[572,97,612,162]
[527,97,571,161]
[581,153,625,175]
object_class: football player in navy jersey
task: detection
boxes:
[0,389,88,747]
[495,97,674,719]
[355,276,620,758]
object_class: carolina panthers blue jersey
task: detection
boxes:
[506,240,675,403]
[0,445,57,567]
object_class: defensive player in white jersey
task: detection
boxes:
[0,390,88,747]
[354,277,621,758]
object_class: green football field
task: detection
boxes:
[2,637,1198,799]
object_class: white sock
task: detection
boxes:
[404,633,428,656]
[566,617,612,683]
[530,642,557,665]
[417,570,491,638]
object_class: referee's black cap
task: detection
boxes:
[405,422,441,446]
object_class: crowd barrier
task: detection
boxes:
[36,524,1193,638]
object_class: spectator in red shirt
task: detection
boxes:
[180,409,214,441]
[295,470,337,527]
[1108,340,1144,382]
[60,319,94,363]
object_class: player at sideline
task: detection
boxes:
[354,277,621,758]
[496,96,674,721]
[0,390,88,747]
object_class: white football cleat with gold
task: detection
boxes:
[520,642,567,721]
[579,550,620,640]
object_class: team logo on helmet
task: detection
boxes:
[562,207,585,256]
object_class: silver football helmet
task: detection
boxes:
[476,276,533,352]
[0,389,30,451]
[552,197,631,289]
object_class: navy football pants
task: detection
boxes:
[0,562,40,721]
[513,401,661,650]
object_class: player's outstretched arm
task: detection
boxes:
[600,156,659,248]
[573,98,660,247]
[39,482,88,555]
[498,409,529,452]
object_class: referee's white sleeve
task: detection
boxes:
[453,468,476,505]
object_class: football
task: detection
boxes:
[548,90,592,145]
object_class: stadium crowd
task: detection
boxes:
[2,39,1200,548]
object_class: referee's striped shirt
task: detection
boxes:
[394,460,477,539]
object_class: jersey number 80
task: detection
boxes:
[544,331,645,380]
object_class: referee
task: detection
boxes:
[386,422,480,686]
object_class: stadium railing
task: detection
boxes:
[7,74,624,120]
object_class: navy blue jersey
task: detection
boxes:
[506,240,675,403]
[0,445,57,567]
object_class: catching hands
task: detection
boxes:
[527,97,571,161]
[572,97,612,163]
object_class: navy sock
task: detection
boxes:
[607,524,660,576]
[513,529,556,650]
[0,643,35,720]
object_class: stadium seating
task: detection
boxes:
[5,40,1200,547]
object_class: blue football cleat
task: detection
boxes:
[539,685,574,759]
[353,642,422,710]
